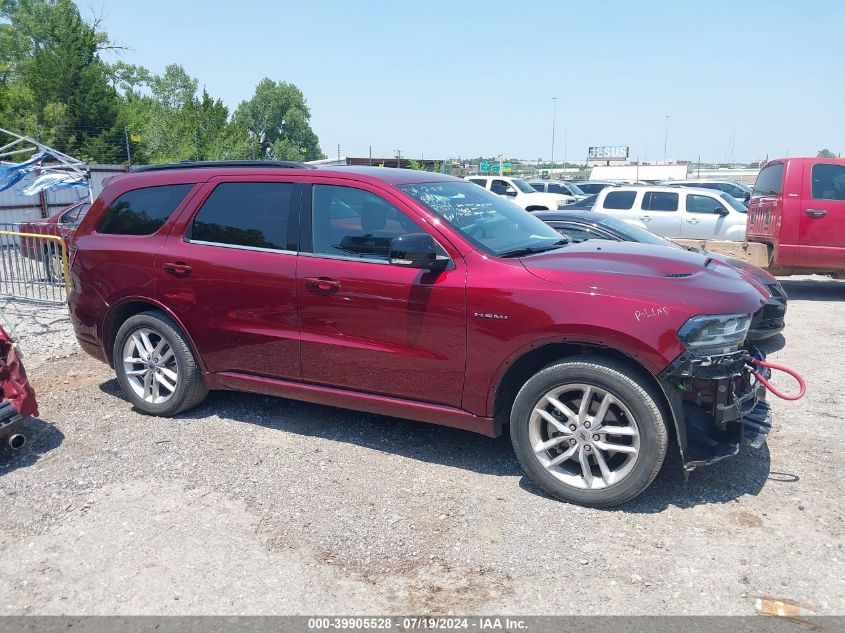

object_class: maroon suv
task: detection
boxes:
[68,162,775,506]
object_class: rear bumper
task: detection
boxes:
[658,345,771,470]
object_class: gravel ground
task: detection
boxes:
[0,276,843,616]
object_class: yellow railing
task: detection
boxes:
[0,229,70,302]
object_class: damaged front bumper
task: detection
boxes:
[658,344,771,470]
[0,325,38,448]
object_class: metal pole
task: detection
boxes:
[551,97,557,170]
[498,154,503,177]
[394,149,401,168]
[337,144,341,163]
[369,145,372,166]
[663,115,669,164]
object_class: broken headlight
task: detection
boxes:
[677,313,752,354]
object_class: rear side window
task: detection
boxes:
[811,164,845,201]
[189,182,296,251]
[98,184,193,235]
[603,191,636,210]
[547,184,567,194]
[752,163,784,197]
[641,191,678,211]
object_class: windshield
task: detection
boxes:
[400,181,565,257]
[513,179,536,193]
[720,192,747,212]
[595,215,681,248]
[565,183,585,195]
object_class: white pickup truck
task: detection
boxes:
[465,176,573,211]
[590,185,748,241]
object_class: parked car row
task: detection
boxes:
[464,176,575,210]
[65,161,782,507]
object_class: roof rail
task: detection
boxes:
[131,160,314,173]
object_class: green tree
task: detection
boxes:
[233,78,324,161]
[817,149,836,158]
[1,0,122,161]
[407,159,424,171]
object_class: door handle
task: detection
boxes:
[685,218,700,224]
[639,215,652,222]
[163,262,192,277]
[805,208,828,218]
[304,276,340,292]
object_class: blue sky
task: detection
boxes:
[82,0,843,163]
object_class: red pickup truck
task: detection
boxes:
[747,157,845,276]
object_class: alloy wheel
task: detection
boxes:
[528,383,641,489]
[122,327,179,404]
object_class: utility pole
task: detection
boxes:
[551,97,557,171]
[498,154,503,176]
[369,145,372,166]
[394,149,401,168]
[124,127,132,167]
[337,144,341,163]
[663,115,669,164]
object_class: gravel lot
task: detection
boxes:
[0,277,843,616]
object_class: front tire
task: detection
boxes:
[112,311,208,416]
[510,357,668,507]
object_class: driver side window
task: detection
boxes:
[686,194,723,214]
[311,185,434,262]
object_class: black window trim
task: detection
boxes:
[300,182,453,267]
[181,180,303,254]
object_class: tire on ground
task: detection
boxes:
[510,356,668,507]
[112,310,208,416]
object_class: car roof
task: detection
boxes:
[120,163,458,187]
[603,185,725,196]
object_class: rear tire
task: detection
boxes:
[43,244,64,283]
[510,356,668,507]
[112,311,207,416]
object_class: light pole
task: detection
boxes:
[551,97,557,171]
[663,115,669,164]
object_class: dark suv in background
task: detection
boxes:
[69,162,775,507]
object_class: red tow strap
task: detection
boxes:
[747,357,806,401]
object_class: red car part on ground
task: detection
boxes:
[0,325,38,450]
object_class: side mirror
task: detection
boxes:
[715,206,729,216]
[503,188,518,197]
[389,233,449,270]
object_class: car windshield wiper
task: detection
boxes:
[498,240,569,258]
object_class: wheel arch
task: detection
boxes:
[490,340,676,440]
[103,298,205,372]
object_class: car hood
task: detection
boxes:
[520,240,770,315]
[708,252,780,286]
